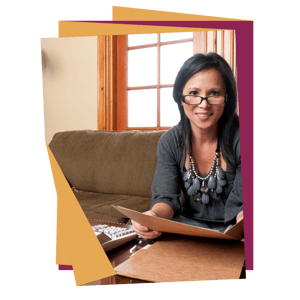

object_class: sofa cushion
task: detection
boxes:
[74,190,152,223]
[49,130,165,197]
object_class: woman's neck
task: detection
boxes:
[191,123,219,146]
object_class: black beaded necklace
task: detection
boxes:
[183,138,227,204]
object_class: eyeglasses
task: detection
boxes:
[182,94,227,105]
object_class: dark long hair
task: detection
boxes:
[173,53,239,167]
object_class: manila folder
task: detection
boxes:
[113,205,244,240]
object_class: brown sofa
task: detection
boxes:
[49,130,165,223]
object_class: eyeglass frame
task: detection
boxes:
[181,94,228,105]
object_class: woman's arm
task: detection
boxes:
[131,203,174,240]
[151,202,175,219]
[150,130,182,215]
[224,133,243,223]
[131,129,181,239]
[236,210,243,223]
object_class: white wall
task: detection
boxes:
[41,36,98,144]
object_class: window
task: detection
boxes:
[127,33,193,130]
[113,31,236,131]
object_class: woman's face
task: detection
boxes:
[182,68,226,133]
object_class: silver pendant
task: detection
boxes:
[201,193,210,204]
[208,175,216,189]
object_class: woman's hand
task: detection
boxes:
[131,210,162,240]
[236,210,243,223]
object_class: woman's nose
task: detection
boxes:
[198,97,209,108]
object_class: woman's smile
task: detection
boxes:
[195,112,213,119]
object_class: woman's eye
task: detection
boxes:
[210,91,219,96]
[189,91,198,96]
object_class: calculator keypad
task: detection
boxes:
[92,225,134,240]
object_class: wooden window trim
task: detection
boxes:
[127,38,193,51]
[98,35,118,131]
[116,35,127,131]
[98,36,105,130]
[157,34,161,128]
[127,84,173,91]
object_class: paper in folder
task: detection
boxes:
[114,235,245,282]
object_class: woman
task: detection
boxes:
[131,53,243,240]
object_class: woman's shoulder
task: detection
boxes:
[159,123,182,145]
[157,124,182,159]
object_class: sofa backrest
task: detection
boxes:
[49,130,166,197]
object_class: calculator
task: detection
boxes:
[91,221,137,252]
